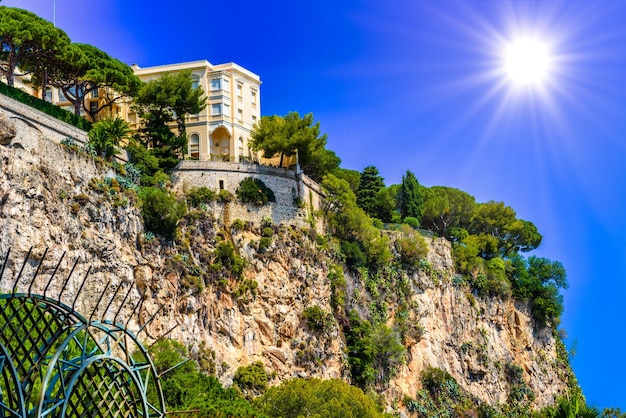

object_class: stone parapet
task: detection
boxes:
[172,160,325,229]
[0,93,88,145]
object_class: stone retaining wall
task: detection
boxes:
[172,161,325,229]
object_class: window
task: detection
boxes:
[219,180,224,190]
[251,90,257,105]
[210,78,221,91]
[223,103,230,117]
[237,109,243,121]
[238,137,244,150]
[223,78,230,92]
[89,101,98,113]
[237,84,243,98]
[191,76,200,89]
[251,115,257,125]
[45,88,53,102]
[91,89,99,98]
[211,103,222,115]
[189,133,200,159]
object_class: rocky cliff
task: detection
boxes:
[0,110,570,412]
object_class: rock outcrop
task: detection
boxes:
[0,107,569,411]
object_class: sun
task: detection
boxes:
[502,37,553,87]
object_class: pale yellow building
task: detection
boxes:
[130,60,261,162]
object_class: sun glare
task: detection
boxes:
[502,37,552,87]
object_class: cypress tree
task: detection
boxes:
[356,166,385,218]
[400,170,423,223]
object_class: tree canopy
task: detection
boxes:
[48,42,140,117]
[134,70,206,141]
[0,7,69,88]
[251,112,340,181]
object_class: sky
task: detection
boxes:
[3,0,626,410]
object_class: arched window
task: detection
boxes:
[189,133,200,159]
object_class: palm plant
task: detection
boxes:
[87,117,130,160]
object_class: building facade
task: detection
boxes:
[131,60,261,163]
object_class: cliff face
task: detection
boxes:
[0,111,568,410]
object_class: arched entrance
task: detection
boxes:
[210,126,231,161]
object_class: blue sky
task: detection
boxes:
[4,0,625,409]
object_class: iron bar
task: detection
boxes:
[102,283,124,321]
[113,284,133,325]
[88,282,110,323]
[0,247,11,285]
[136,305,165,336]
[148,324,180,349]
[57,256,80,302]
[71,265,92,311]
[125,296,145,328]
[158,357,192,378]
[43,250,65,298]
[27,247,48,296]
[12,247,32,295]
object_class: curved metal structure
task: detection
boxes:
[0,249,167,417]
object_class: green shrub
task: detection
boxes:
[218,190,234,203]
[236,177,276,206]
[213,241,246,278]
[258,237,272,253]
[302,305,333,334]
[234,279,259,299]
[186,186,216,207]
[138,187,187,239]
[0,82,92,131]
[341,240,367,268]
[395,225,429,268]
[231,219,246,232]
[148,339,260,415]
[254,378,389,418]
[233,362,268,397]
[421,367,459,400]
[328,265,347,312]
[402,217,420,229]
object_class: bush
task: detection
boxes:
[258,237,272,253]
[186,186,216,207]
[213,241,246,277]
[395,225,429,268]
[421,367,459,400]
[341,240,367,268]
[236,177,276,206]
[302,305,333,334]
[148,340,261,416]
[138,187,187,239]
[0,82,92,131]
[402,217,420,229]
[233,362,268,398]
[254,378,389,418]
[328,265,347,312]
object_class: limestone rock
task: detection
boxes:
[0,109,569,412]
[0,113,16,145]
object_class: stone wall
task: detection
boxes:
[0,93,89,146]
[172,160,326,229]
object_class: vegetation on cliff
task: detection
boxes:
[3,6,623,416]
